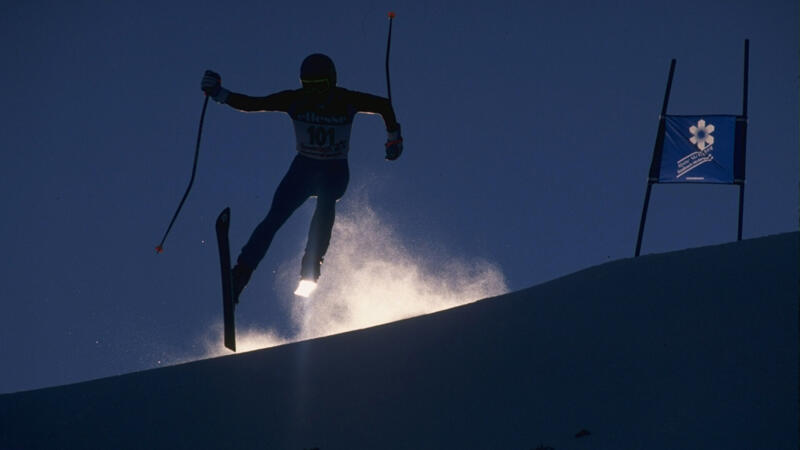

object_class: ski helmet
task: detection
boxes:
[300,53,337,88]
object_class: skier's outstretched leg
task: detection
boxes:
[234,156,311,298]
[301,195,337,281]
[300,159,349,283]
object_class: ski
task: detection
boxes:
[215,207,236,351]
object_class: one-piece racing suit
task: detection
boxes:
[223,86,399,280]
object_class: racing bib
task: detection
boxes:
[292,113,353,159]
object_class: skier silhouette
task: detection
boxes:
[201,53,402,298]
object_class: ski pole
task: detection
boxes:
[156,95,210,253]
[385,11,396,104]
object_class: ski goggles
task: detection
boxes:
[301,78,331,93]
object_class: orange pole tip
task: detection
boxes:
[388,11,396,18]
[155,245,164,254]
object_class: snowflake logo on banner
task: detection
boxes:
[689,119,715,151]
[677,118,716,179]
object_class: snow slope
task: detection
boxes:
[1,232,797,450]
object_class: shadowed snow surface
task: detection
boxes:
[1,232,797,449]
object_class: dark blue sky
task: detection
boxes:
[1,0,797,393]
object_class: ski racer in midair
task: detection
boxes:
[201,53,403,298]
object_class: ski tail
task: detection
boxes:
[215,207,236,351]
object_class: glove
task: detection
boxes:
[201,70,230,103]
[385,124,403,161]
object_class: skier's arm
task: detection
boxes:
[224,90,295,113]
[200,71,295,112]
[349,90,403,160]
[350,91,400,131]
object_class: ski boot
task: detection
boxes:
[231,263,253,304]
[295,258,321,297]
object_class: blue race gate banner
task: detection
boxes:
[657,115,745,184]
[636,41,750,257]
